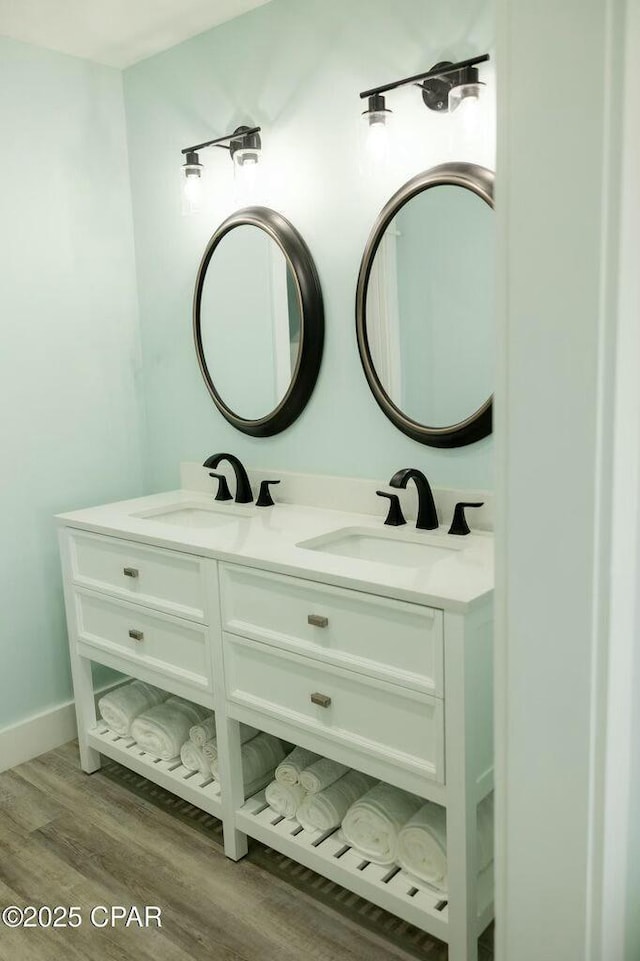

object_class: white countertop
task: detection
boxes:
[57,489,494,613]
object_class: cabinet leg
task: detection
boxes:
[446,928,478,961]
[223,826,249,861]
[69,652,102,773]
[446,796,479,961]
[216,717,249,861]
[78,739,102,774]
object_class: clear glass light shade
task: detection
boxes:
[233,146,261,203]
[182,166,204,215]
[448,81,484,113]
[233,146,261,167]
[364,111,392,164]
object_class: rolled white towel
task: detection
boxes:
[396,803,447,889]
[241,734,286,793]
[180,740,210,778]
[297,770,376,833]
[397,794,494,891]
[265,780,308,818]
[211,733,286,793]
[189,714,216,747]
[275,746,321,786]
[342,782,423,865]
[202,724,258,764]
[130,697,209,761]
[245,772,275,797]
[98,681,167,736]
[299,757,349,794]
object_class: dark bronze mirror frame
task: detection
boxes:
[193,206,324,437]
[356,162,494,448]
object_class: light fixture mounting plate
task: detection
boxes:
[421,61,456,112]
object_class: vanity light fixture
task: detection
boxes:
[362,92,393,161]
[359,53,489,117]
[180,124,262,212]
[228,125,261,169]
[362,92,393,132]
[182,150,204,210]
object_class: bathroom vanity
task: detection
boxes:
[57,470,493,961]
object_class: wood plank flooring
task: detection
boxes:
[0,743,492,961]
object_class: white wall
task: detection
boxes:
[495,0,635,958]
[599,0,640,956]
[0,38,144,738]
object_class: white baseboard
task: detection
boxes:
[0,681,123,774]
[0,701,77,774]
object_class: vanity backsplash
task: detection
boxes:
[180,462,494,532]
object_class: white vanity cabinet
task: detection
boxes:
[58,529,225,818]
[221,562,494,961]
[58,505,493,961]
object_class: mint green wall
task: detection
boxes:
[0,0,495,735]
[123,0,495,492]
[0,38,144,731]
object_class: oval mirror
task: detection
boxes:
[356,163,494,448]
[194,207,324,436]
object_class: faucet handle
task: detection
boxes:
[256,480,281,507]
[376,491,406,527]
[208,472,232,502]
[448,501,484,536]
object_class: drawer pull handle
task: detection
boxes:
[310,692,332,708]
[128,629,144,641]
[308,614,329,628]
[123,567,139,578]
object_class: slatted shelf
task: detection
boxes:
[237,790,492,942]
[88,722,222,818]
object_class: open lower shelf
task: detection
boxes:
[237,790,493,943]
[89,723,493,944]
[89,722,222,818]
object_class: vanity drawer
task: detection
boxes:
[224,633,444,783]
[74,591,212,695]
[220,564,443,695]
[67,531,206,622]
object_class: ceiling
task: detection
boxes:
[0,0,273,68]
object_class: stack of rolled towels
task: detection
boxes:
[98,681,286,796]
[130,696,211,760]
[97,680,168,736]
[99,681,212,763]
[97,681,287,791]
[179,713,219,777]
[209,731,286,795]
[263,745,494,892]
[264,746,377,832]
[185,718,284,794]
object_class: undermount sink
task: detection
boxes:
[297,526,462,569]
[132,501,253,529]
